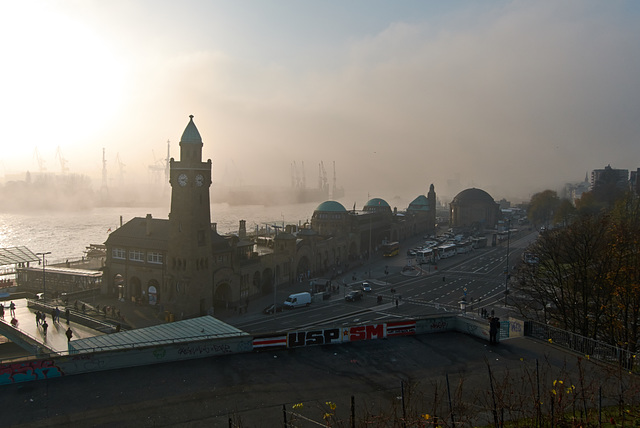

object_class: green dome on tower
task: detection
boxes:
[315,200,347,212]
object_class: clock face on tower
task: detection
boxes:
[195,174,204,187]
[178,173,188,187]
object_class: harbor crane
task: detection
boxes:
[101,148,108,193]
[33,147,46,173]
[115,153,125,187]
[319,161,328,192]
[55,146,69,174]
[148,140,171,186]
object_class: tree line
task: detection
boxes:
[514,184,640,358]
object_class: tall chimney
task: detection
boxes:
[146,214,152,236]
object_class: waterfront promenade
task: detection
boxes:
[0,299,105,358]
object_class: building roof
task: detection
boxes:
[315,200,347,212]
[104,217,170,251]
[274,232,296,240]
[0,246,40,266]
[408,195,430,211]
[364,198,390,208]
[451,188,496,205]
[70,316,249,353]
[180,115,202,145]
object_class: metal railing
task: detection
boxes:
[525,320,637,371]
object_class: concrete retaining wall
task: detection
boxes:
[0,314,517,385]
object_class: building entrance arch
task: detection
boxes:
[129,277,142,300]
[214,283,232,309]
[113,273,124,299]
[348,242,358,260]
[261,268,273,294]
[296,256,309,282]
[147,279,160,305]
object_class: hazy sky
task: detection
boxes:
[1,0,639,203]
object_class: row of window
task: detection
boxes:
[112,248,164,264]
[314,213,345,220]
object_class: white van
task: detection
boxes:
[284,292,311,309]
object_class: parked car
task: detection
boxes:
[345,290,363,302]
[361,282,372,292]
[263,303,285,314]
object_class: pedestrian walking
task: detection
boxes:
[65,327,73,342]
[55,306,60,323]
[0,303,4,319]
[489,317,500,345]
[42,320,48,336]
[51,308,56,323]
[9,301,16,317]
[36,311,41,327]
[41,312,46,325]
[65,308,70,324]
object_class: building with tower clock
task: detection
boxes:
[103,115,437,319]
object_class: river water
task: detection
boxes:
[0,201,323,264]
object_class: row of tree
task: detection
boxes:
[515,189,640,354]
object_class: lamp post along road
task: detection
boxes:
[504,220,510,306]
[36,251,51,301]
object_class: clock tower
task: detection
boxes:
[167,115,213,316]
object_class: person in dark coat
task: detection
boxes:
[489,317,500,345]
[65,327,73,342]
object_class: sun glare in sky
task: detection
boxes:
[1,1,639,201]
[1,2,126,166]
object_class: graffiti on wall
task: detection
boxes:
[387,321,416,337]
[288,328,342,347]
[253,335,287,351]
[0,359,64,384]
[342,324,385,342]
[177,343,234,356]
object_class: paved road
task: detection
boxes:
[225,229,539,333]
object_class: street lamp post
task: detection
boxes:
[504,220,511,306]
[36,251,51,301]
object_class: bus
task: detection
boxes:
[437,243,457,259]
[382,242,400,257]
[456,240,473,254]
[416,248,436,264]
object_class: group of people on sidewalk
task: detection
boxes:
[0,300,75,343]
[0,301,18,326]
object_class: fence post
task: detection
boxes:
[282,404,287,427]
[446,373,455,427]
[487,362,499,428]
[401,380,407,428]
[351,395,355,428]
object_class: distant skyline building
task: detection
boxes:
[590,164,629,191]
[563,173,591,204]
